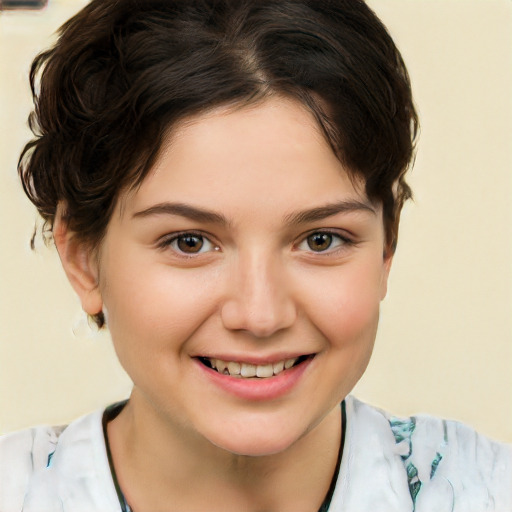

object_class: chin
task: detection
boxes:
[213,436,298,457]
[202,418,311,458]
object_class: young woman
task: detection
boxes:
[1,1,510,511]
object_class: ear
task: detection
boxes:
[379,251,394,301]
[53,205,103,316]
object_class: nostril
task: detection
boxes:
[219,260,297,336]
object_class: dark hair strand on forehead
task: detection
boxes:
[19,0,418,327]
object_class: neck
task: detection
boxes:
[107,388,343,512]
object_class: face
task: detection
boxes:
[81,98,391,456]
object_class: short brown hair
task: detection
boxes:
[20,0,417,253]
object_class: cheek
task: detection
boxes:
[301,258,385,347]
[100,260,222,358]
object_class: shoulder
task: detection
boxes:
[0,424,66,511]
[330,396,512,512]
[0,409,120,512]
[378,400,511,510]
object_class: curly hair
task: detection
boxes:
[19,0,418,325]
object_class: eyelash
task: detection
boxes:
[295,230,355,255]
[157,229,354,257]
[157,231,219,257]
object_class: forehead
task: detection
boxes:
[120,97,372,219]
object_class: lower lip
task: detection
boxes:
[195,357,314,401]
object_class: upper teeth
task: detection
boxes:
[208,357,298,378]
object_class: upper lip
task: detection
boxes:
[193,353,315,365]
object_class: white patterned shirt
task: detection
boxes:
[1,396,511,511]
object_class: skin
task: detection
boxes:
[55,96,392,511]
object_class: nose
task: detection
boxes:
[220,252,297,338]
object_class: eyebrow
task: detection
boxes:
[132,202,229,225]
[284,200,376,226]
[132,199,375,226]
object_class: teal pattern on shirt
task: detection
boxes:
[389,416,446,510]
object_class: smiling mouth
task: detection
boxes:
[198,355,312,379]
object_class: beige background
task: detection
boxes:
[1,0,511,443]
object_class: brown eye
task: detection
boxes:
[306,233,333,252]
[162,232,218,256]
[176,234,204,253]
